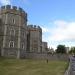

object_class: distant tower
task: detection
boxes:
[42,42,48,53]
[0,5,27,58]
[27,25,42,52]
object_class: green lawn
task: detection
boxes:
[0,58,68,75]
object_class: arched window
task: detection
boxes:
[22,31,25,37]
[9,41,14,48]
[10,28,15,36]
[21,43,24,49]
[12,18,15,24]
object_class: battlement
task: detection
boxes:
[28,25,42,30]
[0,5,27,18]
[1,5,24,12]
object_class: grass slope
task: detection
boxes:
[0,58,68,75]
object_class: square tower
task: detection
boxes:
[27,25,42,52]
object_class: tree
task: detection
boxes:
[56,45,66,54]
[69,47,75,54]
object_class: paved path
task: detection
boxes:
[69,56,75,75]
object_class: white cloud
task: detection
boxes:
[54,20,67,28]
[0,0,11,5]
[42,20,75,48]
[41,27,49,33]
[49,20,75,41]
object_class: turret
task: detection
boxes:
[0,5,27,19]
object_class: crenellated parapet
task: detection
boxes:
[28,25,42,30]
[28,25,42,32]
[0,5,27,19]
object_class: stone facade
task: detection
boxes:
[42,42,48,52]
[27,25,42,52]
[0,19,3,56]
[0,5,44,58]
[25,53,69,61]
[0,5,27,58]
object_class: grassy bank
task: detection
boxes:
[0,58,68,75]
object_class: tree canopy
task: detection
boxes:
[69,47,75,54]
[56,45,66,54]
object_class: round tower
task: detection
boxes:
[0,5,27,58]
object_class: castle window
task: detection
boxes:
[9,41,14,48]
[22,31,25,37]
[21,43,24,49]
[12,18,15,24]
[10,29,15,36]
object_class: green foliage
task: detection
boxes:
[56,45,66,54]
[69,47,75,54]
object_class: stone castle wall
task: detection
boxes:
[0,5,27,20]
[25,52,69,61]
[27,25,42,52]
[0,5,27,58]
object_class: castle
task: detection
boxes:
[0,5,47,58]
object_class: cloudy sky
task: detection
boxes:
[0,0,75,49]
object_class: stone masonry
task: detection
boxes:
[0,5,27,58]
[42,42,48,52]
[27,25,42,52]
[0,5,43,58]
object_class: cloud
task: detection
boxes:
[49,20,75,41]
[54,20,67,28]
[0,0,11,5]
[41,27,50,33]
[42,20,75,48]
